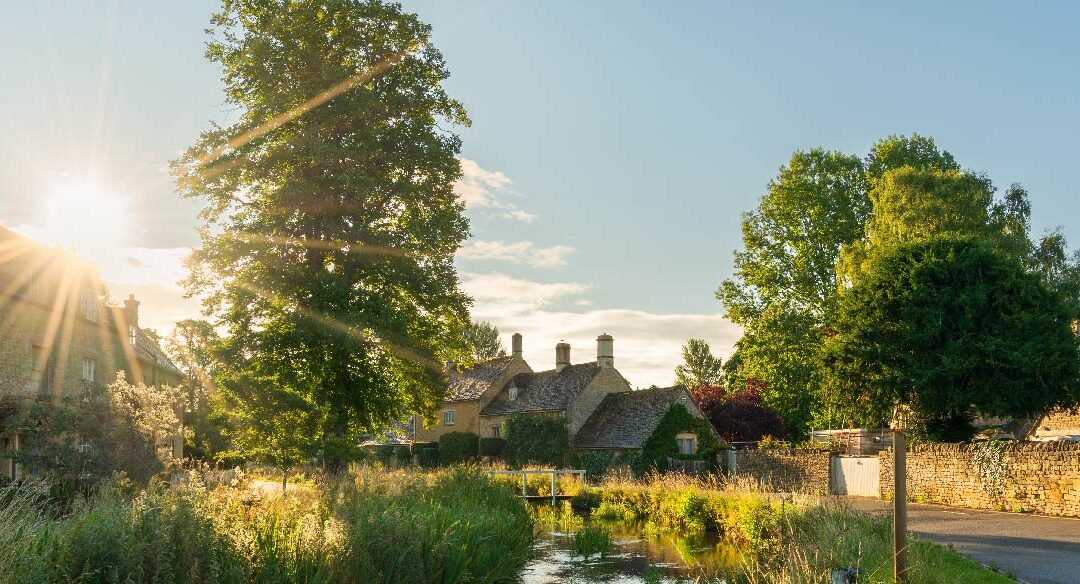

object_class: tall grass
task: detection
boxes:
[582,473,1013,584]
[0,467,534,584]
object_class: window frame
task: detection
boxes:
[675,432,698,456]
[443,410,455,426]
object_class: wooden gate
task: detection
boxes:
[831,456,880,497]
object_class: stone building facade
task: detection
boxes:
[0,227,185,480]
[414,333,716,456]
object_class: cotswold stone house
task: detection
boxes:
[413,333,717,456]
[0,227,184,480]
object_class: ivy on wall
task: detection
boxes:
[636,404,725,476]
[971,440,1010,499]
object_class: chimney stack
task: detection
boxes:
[596,334,614,368]
[123,294,140,330]
[555,341,570,371]
[512,333,523,359]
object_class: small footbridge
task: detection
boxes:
[485,469,587,505]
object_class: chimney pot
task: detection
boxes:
[123,294,140,330]
[512,333,523,359]
[555,341,570,371]
[596,334,614,367]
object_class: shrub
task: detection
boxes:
[413,443,439,468]
[574,451,615,482]
[503,414,568,468]
[478,437,505,457]
[438,432,479,465]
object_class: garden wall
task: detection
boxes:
[732,448,832,495]
[880,442,1080,517]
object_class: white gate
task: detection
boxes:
[831,456,880,497]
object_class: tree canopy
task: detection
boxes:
[822,237,1080,441]
[719,133,1080,438]
[171,0,473,463]
[463,321,507,363]
[674,338,724,389]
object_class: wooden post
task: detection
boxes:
[894,429,908,583]
[551,471,557,506]
[522,471,527,497]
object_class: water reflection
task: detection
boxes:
[521,508,741,583]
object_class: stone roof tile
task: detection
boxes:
[480,363,600,415]
[571,386,690,449]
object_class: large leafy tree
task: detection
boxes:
[718,134,1076,438]
[673,338,724,389]
[171,0,472,464]
[164,319,230,460]
[823,237,1080,441]
[717,147,867,438]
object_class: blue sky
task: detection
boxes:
[2,1,1079,385]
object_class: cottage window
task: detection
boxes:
[508,385,518,401]
[129,324,137,346]
[81,288,98,321]
[676,432,697,455]
[492,426,501,438]
[443,410,455,426]
[30,345,51,391]
[81,358,96,383]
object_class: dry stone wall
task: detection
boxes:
[734,448,832,495]
[880,442,1080,517]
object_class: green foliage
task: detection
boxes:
[165,319,230,461]
[172,0,474,467]
[674,338,724,389]
[569,525,612,558]
[478,437,505,457]
[573,451,615,482]
[437,431,479,465]
[0,467,534,584]
[463,321,507,364]
[2,372,182,493]
[971,441,1011,499]
[720,133,1080,438]
[415,444,438,469]
[502,414,569,468]
[636,404,724,476]
[824,237,1080,440]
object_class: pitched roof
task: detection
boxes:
[571,386,690,449]
[481,362,601,415]
[446,356,515,401]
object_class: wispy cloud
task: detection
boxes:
[458,240,577,268]
[454,158,536,222]
[460,272,590,315]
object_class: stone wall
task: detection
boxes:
[733,448,832,495]
[880,442,1080,517]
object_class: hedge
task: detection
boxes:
[503,414,568,468]
[479,437,506,457]
[439,432,480,465]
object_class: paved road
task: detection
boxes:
[841,498,1080,584]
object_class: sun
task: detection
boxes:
[39,179,130,260]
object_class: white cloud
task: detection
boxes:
[461,272,590,314]
[477,308,742,389]
[454,158,536,222]
[502,209,538,223]
[458,240,577,268]
[454,158,513,208]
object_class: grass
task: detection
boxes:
[0,466,534,584]
[569,525,612,558]
[582,472,1014,584]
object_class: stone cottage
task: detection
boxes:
[413,333,718,458]
[0,226,185,480]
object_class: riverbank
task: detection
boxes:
[578,473,1015,583]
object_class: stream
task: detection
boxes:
[520,510,742,583]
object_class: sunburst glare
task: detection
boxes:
[38,179,129,261]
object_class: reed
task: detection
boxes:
[0,467,534,584]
